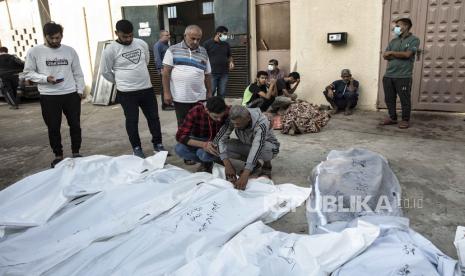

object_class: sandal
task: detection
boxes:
[398,120,410,129]
[379,117,398,125]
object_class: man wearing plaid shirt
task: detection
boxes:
[175,96,229,173]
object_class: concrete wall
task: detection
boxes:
[0,0,44,51]
[290,0,383,110]
[47,0,159,94]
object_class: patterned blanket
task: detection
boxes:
[280,100,330,135]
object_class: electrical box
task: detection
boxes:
[327,32,348,44]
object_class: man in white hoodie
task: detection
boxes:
[101,19,167,158]
[24,22,85,168]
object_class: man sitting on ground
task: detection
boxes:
[271,72,301,112]
[323,69,359,115]
[175,96,229,173]
[266,59,285,81]
[214,105,280,190]
[241,71,277,112]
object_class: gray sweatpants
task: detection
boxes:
[271,95,295,111]
[224,138,278,163]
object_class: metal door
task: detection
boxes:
[256,1,291,77]
[416,0,465,111]
[214,0,249,98]
[122,6,161,93]
[379,0,465,112]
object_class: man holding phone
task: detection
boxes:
[24,21,85,168]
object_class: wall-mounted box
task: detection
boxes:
[327,32,348,44]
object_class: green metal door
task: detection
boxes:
[122,5,161,92]
[214,0,249,98]
[121,6,160,47]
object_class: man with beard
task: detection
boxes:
[23,21,85,168]
[101,19,167,158]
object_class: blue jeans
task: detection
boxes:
[175,143,218,163]
[211,73,229,98]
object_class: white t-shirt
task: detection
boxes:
[163,41,211,103]
[23,44,85,95]
[101,38,152,92]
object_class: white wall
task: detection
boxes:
[0,0,44,53]
[290,0,383,110]
[47,0,159,94]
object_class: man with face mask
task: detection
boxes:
[101,19,167,158]
[213,105,280,190]
[266,59,285,81]
[323,69,359,115]
[163,25,212,165]
[175,96,229,173]
[381,18,420,129]
[203,26,234,98]
[23,21,85,168]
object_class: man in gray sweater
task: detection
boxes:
[23,22,85,168]
[213,105,280,190]
[101,20,167,158]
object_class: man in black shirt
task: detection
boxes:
[242,71,277,112]
[203,26,234,98]
[271,72,300,111]
[323,69,359,115]
[0,47,24,109]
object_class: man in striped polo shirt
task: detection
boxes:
[162,25,212,127]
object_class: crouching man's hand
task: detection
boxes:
[224,159,237,183]
[234,170,251,190]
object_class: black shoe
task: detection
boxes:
[154,143,171,156]
[72,153,83,158]
[51,157,63,168]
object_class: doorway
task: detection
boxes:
[379,0,465,112]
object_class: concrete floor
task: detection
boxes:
[0,98,464,258]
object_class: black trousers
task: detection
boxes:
[117,88,162,149]
[1,76,19,107]
[40,92,81,156]
[383,77,412,121]
[173,101,197,127]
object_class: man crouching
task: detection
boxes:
[213,105,280,190]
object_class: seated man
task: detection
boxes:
[175,96,229,173]
[241,71,277,112]
[266,59,285,81]
[213,105,280,190]
[323,69,359,115]
[271,71,301,112]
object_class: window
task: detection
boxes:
[202,1,214,15]
[167,6,177,19]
